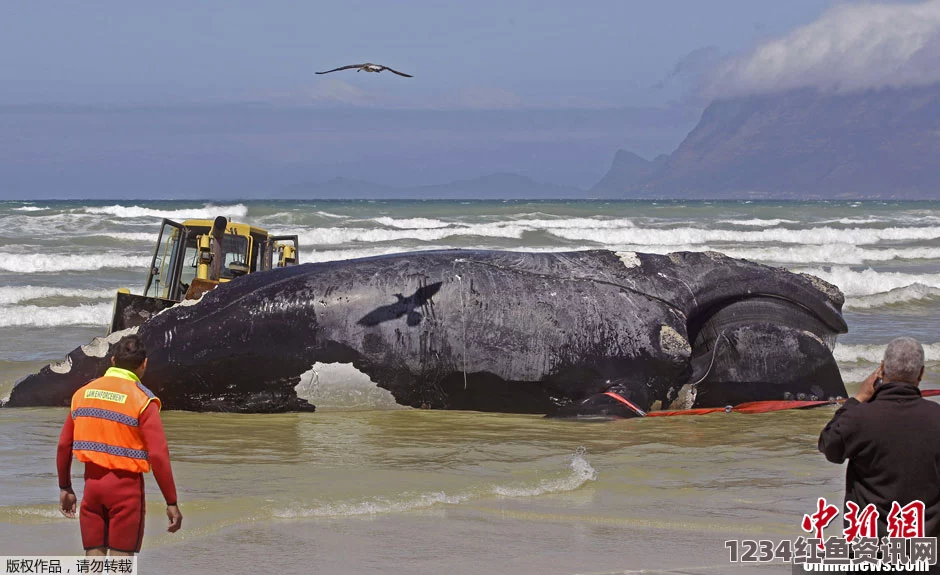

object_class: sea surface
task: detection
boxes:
[1,199,939,574]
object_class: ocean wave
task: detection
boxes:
[0,253,152,273]
[835,342,940,364]
[274,451,596,519]
[716,218,799,227]
[0,506,63,522]
[316,211,349,219]
[523,217,637,229]
[290,225,528,245]
[550,225,940,246]
[843,284,940,310]
[361,216,637,232]
[0,286,115,305]
[0,303,111,327]
[819,218,884,225]
[492,451,597,497]
[286,218,640,245]
[506,211,562,220]
[81,203,248,220]
[275,491,471,519]
[840,366,879,384]
[11,206,47,212]
[372,217,452,229]
[95,232,159,242]
[303,246,446,263]
[612,243,940,265]
[0,213,102,238]
[795,267,940,298]
[301,245,579,263]
[296,243,940,268]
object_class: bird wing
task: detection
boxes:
[379,66,413,78]
[316,64,364,75]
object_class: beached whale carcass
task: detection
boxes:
[4,249,848,416]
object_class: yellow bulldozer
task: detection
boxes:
[109,218,299,333]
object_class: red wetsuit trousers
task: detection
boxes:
[79,463,146,553]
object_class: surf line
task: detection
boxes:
[604,390,940,418]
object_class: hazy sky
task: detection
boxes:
[3,1,937,198]
[1,1,830,109]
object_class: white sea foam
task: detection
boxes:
[96,232,159,242]
[834,342,940,364]
[840,366,878,384]
[217,216,940,250]
[0,506,62,519]
[290,225,527,245]
[550,225,940,246]
[372,217,452,229]
[716,218,799,227]
[274,451,596,519]
[492,451,597,497]
[0,303,111,327]
[315,211,349,219]
[286,218,638,246]
[612,243,940,265]
[817,218,883,225]
[510,217,636,230]
[296,243,940,269]
[11,206,47,212]
[0,213,100,239]
[795,267,940,298]
[274,491,471,519]
[0,286,115,305]
[728,245,940,264]
[843,284,940,310]
[301,245,579,264]
[82,203,248,220]
[302,246,441,263]
[0,253,152,273]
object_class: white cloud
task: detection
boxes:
[707,0,940,97]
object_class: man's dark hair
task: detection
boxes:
[112,335,147,370]
[213,216,227,233]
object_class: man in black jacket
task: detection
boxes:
[819,337,940,539]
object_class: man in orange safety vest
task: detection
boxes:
[57,334,182,555]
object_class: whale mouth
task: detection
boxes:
[684,295,847,408]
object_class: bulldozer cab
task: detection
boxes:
[110,218,299,333]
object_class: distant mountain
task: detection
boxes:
[592,84,940,199]
[592,150,667,193]
[279,172,582,200]
[0,104,700,199]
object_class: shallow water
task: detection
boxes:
[1,406,855,573]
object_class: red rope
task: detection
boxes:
[641,389,940,418]
[603,392,647,416]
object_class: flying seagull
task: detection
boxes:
[316,63,413,77]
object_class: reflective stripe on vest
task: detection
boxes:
[70,368,160,473]
[72,440,149,461]
[72,407,139,427]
